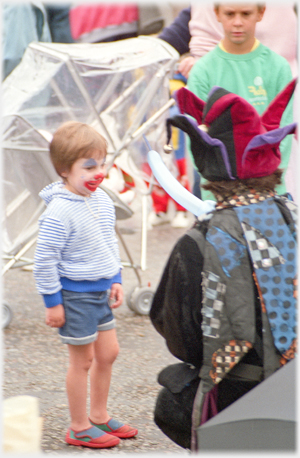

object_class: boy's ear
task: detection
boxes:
[214,5,221,22]
[257,5,266,22]
[61,170,68,178]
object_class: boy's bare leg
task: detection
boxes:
[66,343,94,431]
[89,328,119,424]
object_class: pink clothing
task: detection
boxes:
[189,5,298,76]
[69,4,138,41]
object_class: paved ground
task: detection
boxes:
[2,197,194,455]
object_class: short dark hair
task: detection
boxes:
[202,169,283,199]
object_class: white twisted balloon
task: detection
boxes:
[147,149,216,217]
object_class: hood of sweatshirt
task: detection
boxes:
[39,181,86,206]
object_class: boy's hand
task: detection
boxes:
[45,304,65,328]
[109,283,123,309]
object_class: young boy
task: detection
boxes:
[187,3,294,200]
[33,121,138,448]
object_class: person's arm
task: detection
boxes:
[188,5,222,59]
[2,4,40,79]
[158,7,191,55]
[34,215,68,327]
[150,228,205,366]
[33,216,67,307]
[45,4,74,43]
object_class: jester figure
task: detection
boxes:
[149,79,297,451]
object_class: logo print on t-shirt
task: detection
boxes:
[248,76,267,108]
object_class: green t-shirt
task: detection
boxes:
[187,43,293,200]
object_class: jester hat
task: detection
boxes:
[165,79,297,181]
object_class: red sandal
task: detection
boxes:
[65,426,120,448]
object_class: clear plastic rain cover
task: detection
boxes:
[2,37,179,255]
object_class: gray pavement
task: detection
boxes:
[2,199,194,455]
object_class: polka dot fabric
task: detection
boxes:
[234,199,297,354]
[206,227,246,278]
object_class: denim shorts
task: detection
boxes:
[59,290,115,345]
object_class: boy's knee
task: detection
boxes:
[69,356,93,374]
[107,342,120,363]
[97,342,119,366]
[79,354,94,372]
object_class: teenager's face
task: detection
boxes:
[214,4,265,53]
[62,151,106,197]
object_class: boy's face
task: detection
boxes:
[62,150,106,197]
[214,4,265,53]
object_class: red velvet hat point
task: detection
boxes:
[166,79,297,181]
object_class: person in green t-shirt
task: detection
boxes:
[187,3,294,201]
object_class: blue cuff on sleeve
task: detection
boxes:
[112,270,122,285]
[43,290,63,308]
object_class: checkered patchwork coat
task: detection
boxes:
[150,193,297,427]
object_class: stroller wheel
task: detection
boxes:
[126,287,136,312]
[129,286,155,315]
[2,302,13,329]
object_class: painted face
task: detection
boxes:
[62,154,106,196]
[215,4,265,53]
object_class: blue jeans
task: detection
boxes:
[59,290,115,345]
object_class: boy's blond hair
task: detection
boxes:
[50,121,107,177]
[214,3,266,12]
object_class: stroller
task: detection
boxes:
[2,36,179,327]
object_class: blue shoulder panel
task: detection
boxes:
[206,226,246,278]
[234,199,297,354]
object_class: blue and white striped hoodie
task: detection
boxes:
[34,182,122,308]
